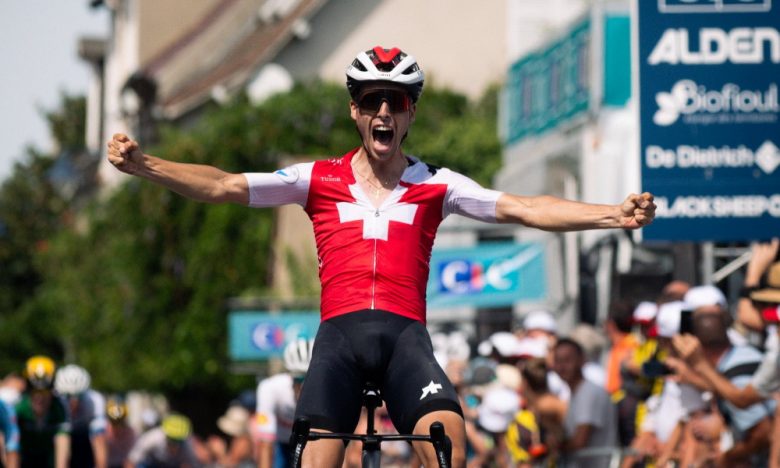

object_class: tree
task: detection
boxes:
[0,94,87,371]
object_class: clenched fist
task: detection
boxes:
[107,133,145,175]
[620,192,656,229]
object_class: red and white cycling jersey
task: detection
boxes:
[244,148,502,323]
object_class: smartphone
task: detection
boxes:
[642,358,673,378]
[679,309,694,335]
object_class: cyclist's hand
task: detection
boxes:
[619,192,655,229]
[107,133,145,175]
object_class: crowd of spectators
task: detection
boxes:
[2,240,778,468]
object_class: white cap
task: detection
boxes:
[656,301,685,338]
[486,332,521,357]
[684,285,727,310]
[523,310,557,333]
[515,337,549,359]
[477,386,520,433]
[633,301,658,323]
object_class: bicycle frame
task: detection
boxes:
[290,385,452,468]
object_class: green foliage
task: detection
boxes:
[1,80,502,396]
[44,93,87,151]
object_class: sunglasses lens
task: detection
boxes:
[358,90,409,112]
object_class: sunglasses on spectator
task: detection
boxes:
[357,89,411,113]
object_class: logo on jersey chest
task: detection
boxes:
[336,184,418,240]
[337,201,417,240]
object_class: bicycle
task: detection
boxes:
[290,382,453,467]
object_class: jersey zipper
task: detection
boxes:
[370,208,379,308]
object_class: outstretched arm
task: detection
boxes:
[495,192,655,231]
[107,133,249,205]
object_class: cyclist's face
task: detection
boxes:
[350,84,415,161]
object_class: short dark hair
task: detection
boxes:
[554,337,584,358]
[521,358,549,394]
[607,300,635,333]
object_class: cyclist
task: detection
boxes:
[104,397,136,468]
[15,356,70,468]
[107,45,656,468]
[126,413,198,468]
[53,365,108,468]
[255,338,313,468]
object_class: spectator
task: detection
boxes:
[204,405,254,467]
[626,301,707,467]
[54,365,108,468]
[15,356,70,468]
[553,338,618,468]
[104,396,136,468]
[603,301,641,447]
[475,381,519,467]
[569,324,608,387]
[604,301,639,396]
[506,357,565,467]
[126,413,199,468]
[676,310,775,466]
[521,310,558,349]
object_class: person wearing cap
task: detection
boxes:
[522,310,558,366]
[126,413,198,468]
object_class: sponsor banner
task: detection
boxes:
[228,311,319,361]
[427,242,546,309]
[636,0,780,241]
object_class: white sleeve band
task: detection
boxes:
[244,162,313,208]
[442,169,502,222]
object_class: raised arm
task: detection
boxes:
[107,133,249,205]
[495,192,655,231]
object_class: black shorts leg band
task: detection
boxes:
[408,399,464,434]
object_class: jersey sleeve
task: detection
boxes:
[254,377,279,441]
[442,169,502,222]
[87,391,108,436]
[243,162,313,208]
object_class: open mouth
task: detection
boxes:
[372,126,394,146]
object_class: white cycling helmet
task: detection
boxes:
[283,338,314,375]
[346,46,425,102]
[55,364,91,395]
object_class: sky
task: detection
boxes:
[0,1,108,182]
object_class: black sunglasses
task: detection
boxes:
[357,89,411,113]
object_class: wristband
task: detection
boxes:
[739,285,759,298]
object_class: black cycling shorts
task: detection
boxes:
[294,309,463,435]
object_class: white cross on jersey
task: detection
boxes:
[336,185,418,240]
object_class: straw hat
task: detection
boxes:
[218,406,250,437]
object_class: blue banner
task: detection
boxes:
[636,0,780,241]
[427,242,546,309]
[228,312,319,361]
